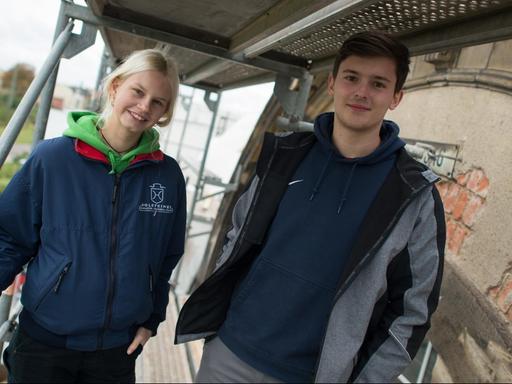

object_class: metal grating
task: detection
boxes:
[202,64,267,87]
[276,0,508,60]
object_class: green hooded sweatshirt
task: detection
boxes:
[63,111,161,174]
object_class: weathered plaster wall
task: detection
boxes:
[385,38,512,381]
[387,86,512,293]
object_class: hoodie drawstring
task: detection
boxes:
[107,152,117,174]
[337,163,357,214]
[309,150,333,201]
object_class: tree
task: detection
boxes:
[2,63,35,107]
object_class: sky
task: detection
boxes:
[0,0,105,89]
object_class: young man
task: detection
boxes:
[175,31,446,383]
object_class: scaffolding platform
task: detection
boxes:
[136,292,202,383]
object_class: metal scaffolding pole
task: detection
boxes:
[32,3,70,148]
[176,89,195,161]
[186,91,221,236]
[172,91,221,290]
[417,341,434,383]
[90,48,109,111]
[0,20,75,168]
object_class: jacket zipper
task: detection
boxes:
[53,263,71,293]
[98,173,121,349]
[35,261,72,311]
[313,183,431,381]
[149,267,154,293]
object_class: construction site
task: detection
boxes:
[1,0,512,382]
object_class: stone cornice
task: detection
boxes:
[404,69,512,96]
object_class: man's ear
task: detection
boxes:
[389,90,403,111]
[327,73,335,96]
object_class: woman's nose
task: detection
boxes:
[138,97,151,111]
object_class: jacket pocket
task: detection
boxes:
[34,261,72,312]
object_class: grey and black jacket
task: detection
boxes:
[175,131,445,383]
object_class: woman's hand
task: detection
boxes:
[127,326,152,355]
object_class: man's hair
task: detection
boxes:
[332,31,410,93]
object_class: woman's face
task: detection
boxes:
[110,70,172,135]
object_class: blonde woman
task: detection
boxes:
[0,49,186,383]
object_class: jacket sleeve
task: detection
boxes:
[142,170,187,336]
[0,155,42,290]
[351,186,445,383]
[213,175,259,271]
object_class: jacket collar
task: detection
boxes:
[74,139,164,168]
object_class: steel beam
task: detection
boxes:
[184,59,233,85]
[402,8,512,56]
[62,2,308,79]
[219,73,276,91]
[241,0,381,58]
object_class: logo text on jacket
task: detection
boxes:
[139,183,174,216]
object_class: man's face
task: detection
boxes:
[328,55,403,136]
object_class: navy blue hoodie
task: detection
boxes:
[218,112,405,382]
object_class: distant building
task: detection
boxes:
[52,84,92,110]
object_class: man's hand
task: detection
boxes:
[127,326,152,355]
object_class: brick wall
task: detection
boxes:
[489,272,512,321]
[437,168,512,322]
[436,169,488,255]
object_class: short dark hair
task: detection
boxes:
[332,31,410,93]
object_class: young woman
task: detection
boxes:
[0,49,186,382]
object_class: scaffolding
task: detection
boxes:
[2,0,512,380]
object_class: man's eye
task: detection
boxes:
[344,76,357,82]
[374,82,386,89]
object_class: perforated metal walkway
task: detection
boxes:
[135,293,202,383]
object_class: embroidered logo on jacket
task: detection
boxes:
[139,183,174,216]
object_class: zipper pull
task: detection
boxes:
[149,270,154,292]
[112,175,120,203]
[54,264,70,293]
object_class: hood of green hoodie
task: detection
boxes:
[63,111,160,174]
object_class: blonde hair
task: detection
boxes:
[100,49,180,127]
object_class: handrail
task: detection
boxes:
[0,20,74,168]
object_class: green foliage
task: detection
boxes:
[0,94,38,144]
[2,63,35,101]
[0,92,37,191]
[0,157,25,193]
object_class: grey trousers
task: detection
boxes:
[195,337,282,383]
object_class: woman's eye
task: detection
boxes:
[153,100,163,106]
[133,88,143,95]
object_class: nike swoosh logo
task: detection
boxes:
[288,179,304,185]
